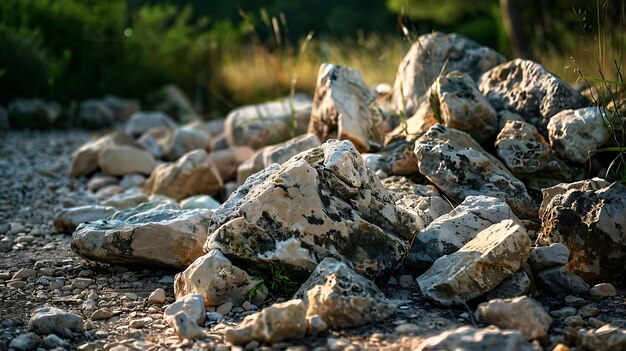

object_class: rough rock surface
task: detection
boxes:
[144,149,223,201]
[475,296,552,339]
[408,196,521,274]
[417,220,531,306]
[293,258,396,329]
[535,266,590,296]
[487,270,531,299]
[174,250,261,306]
[547,107,612,164]
[577,324,626,351]
[97,145,156,176]
[362,138,419,176]
[392,32,505,117]
[28,307,83,337]
[205,140,417,280]
[428,72,497,143]
[71,209,211,269]
[528,243,569,272]
[414,125,537,219]
[415,326,533,351]
[540,180,626,282]
[53,205,117,233]
[307,64,384,153]
[478,59,588,128]
[163,294,206,327]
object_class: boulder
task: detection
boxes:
[528,243,569,272]
[174,250,262,306]
[77,99,115,129]
[205,140,417,281]
[208,146,255,182]
[415,326,533,351]
[392,32,505,116]
[547,107,612,164]
[162,127,212,161]
[28,307,83,337]
[71,209,211,269]
[125,111,177,137]
[53,205,117,233]
[414,125,537,219]
[97,145,156,176]
[224,94,311,149]
[144,149,223,201]
[478,59,588,128]
[293,258,396,329]
[407,196,522,274]
[417,220,531,306]
[535,266,590,296]
[362,138,419,176]
[69,132,137,177]
[7,99,61,129]
[487,270,532,300]
[540,180,626,281]
[307,64,384,152]
[475,296,552,339]
[428,71,497,143]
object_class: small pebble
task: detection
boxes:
[589,283,617,298]
[148,288,166,304]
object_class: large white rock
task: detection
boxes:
[414,125,537,219]
[417,220,531,306]
[475,296,552,340]
[124,111,177,137]
[71,209,211,269]
[415,326,533,351]
[547,107,612,164]
[28,307,83,337]
[97,145,156,176]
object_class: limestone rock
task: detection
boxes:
[28,307,83,337]
[164,294,206,326]
[53,205,117,233]
[236,147,269,185]
[205,140,417,281]
[8,333,40,351]
[144,149,223,201]
[393,32,505,117]
[100,187,149,210]
[475,296,552,339]
[577,324,626,351]
[97,145,156,176]
[224,94,311,149]
[71,209,211,269]
[487,270,531,300]
[180,195,221,210]
[124,111,177,137]
[547,107,612,164]
[497,110,525,130]
[417,220,531,306]
[148,288,166,304]
[151,84,199,123]
[69,132,137,177]
[77,99,114,129]
[170,311,205,340]
[162,126,212,161]
[307,64,384,152]
[428,72,497,143]
[293,258,396,329]
[589,283,617,298]
[263,133,322,166]
[388,97,437,138]
[540,180,626,281]
[174,250,262,306]
[362,138,419,176]
[415,326,533,351]
[528,243,569,272]
[539,178,611,217]
[224,299,307,345]
[208,146,255,182]
[535,266,589,296]
[414,125,537,219]
[108,197,180,221]
[478,59,588,128]
[408,196,522,274]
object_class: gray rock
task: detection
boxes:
[97,145,156,176]
[124,111,177,137]
[414,125,537,219]
[41,334,68,349]
[487,269,532,300]
[162,126,212,161]
[208,146,255,182]
[152,84,200,123]
[577,324,626,351]
[478,59,588,129]
[71,209,211,269]
[53,205,117,233]
[164,294,205,327]
[548,107,612,164]
[362,138,419,176]
[8,333,40,351]
[28,307,83,337]
[102,95,140,122]
[535,266,589,296]
[589,283,617,298]
[475,296,552,339]
[417,220,531,306]
[170,311,205,340]
[8,99,61,129]
[263,133,322,166]
[77,99,115,130]
[69,132,138,177]
[205,140,417,281]
[293,258,396,329]
[392,32,505,117]
[408,196,521,273]
[108,197,180,221]
[540,180,626,281]
[528,243,569,272]
[180,195,220,210]
[415,326,533,351]
[100,187,149,210]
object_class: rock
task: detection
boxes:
[119,174,146,189]
[564,295,587,307]
[91,308,113,320]
[414,124,537,219]
[408,196,522,273]
[100,187,149,210]
[224,299,307,345]
[495,120,572,187]
[72,277,94,289]
[577,324,626,351]
[208,146,255,182]
[71,209,211,269]
[540,180,626,281]
[417,220,531,306]
[102,95,140,122]
[97,145,156,176]
[77,99,115,130]
[547,107,612,164]
[399,274,414,288]
[12,268,37,280]
[151,84,199,123]
[28,307,83,337]
[497,110,525,130]
[164,294,205,328]
[475,296,552,339]
[41,334,68,349]
[293,258,396,329]
[7,99,61,129]
[124,111,177,137]
[539,178,611,217]
[170,311,205,340]
[392,32,505,117]
[236,147,268,185]
[148,288,166,304]
[224,94,311,149]
[415,326,533,351]
[53,205,117,233]
[205,140,417,281]
[180,195,221,210]
[308,315,329,335]
[389,97,437,138]
[174,250,262,306]
[69,132,137,177]
[362,138,419,176]
[307,64,384,152]
[478,59,588,129]
[263,133,323,166]
[87,175,118,192]
[380,176,452,230]
[487,270,531,299]
[535,266,589,296]
[162,126,212,161]
[528,243,569,272]
[137,126,168,159]
[8,333,41,351]
[216,301,233,316]
[108,197,180,221]
[144,149,223,201]
[428,71,497,143]
[589,283,617,299]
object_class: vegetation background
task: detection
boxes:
[0,0,623,117]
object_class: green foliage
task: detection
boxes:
[248,265,300,299]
